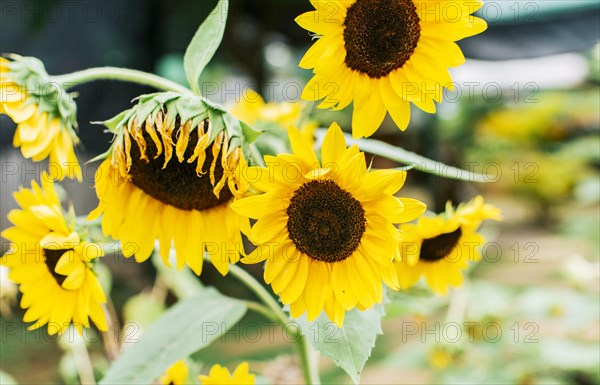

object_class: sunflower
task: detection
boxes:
[296,0,487,137]
[230,88,316,144]
[232,122,426,326]
[1,56,82,180]
[89,94,250,276]
[159,360,189,385]
[199,362,255,385]
[0,175,107,335]
[394,196,502,294]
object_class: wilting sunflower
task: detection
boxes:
[230,88,316,144]
[1,56,82,180]
[0,176,107,335]
[232,122,426,326]
[199,362,255,385]
[296,0,487,137]
[394,196,502,294]
[159,360,189,385]
[89,93,250,276]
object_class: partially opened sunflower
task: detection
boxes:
[297,0,487,137]
[232,122,426,326]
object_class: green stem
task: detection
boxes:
[228,265,288,328]
[228,264,320,385]
[69,332,97,385]
[52,67,192,95]
[243,300,278,322]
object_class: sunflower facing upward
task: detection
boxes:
[89,104,249,276]
[232,122,426,326]
[394,196,502,294]
[1,176,107,335]
[297,0,487,137]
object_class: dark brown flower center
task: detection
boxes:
[129,123,233,211]
[287,180,366,263]
[343,0,421,78]
[419,227,462,263]
[43,248,71,286]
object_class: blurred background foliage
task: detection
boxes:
[1,0,599,384]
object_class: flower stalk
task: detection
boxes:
[228,264,321,385]
[52,67,193,95]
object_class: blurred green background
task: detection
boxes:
[1,1,599,384]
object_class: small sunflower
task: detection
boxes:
[1,56,81,180]
[231,88,316,144]
[89,93,250,276]
[429,347,454,370]
[199,362,255,385]
[232,122,426,326]
[0,175,107,335]
[296,0,487,137]
[394,196,502,294]
[159,360,189,385]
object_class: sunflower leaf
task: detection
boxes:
[183,0,228,95]
[315,129,493,183]
[99,288,246,385]
[295,299,387,385]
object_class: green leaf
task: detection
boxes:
[315,129,493,183]
[100,288,246,385]
[183,0,229,95]
[296,301,386,384]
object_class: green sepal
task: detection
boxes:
[240,121,263,145]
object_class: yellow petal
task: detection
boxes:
[61,263,86,290]
[321,122,347,165]
[351,86,386,138]
[288,126,318,166]
[396,197,427,223]
[332,262,357,310]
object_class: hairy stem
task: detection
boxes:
[52,67,192,95]
[228,264,320,385]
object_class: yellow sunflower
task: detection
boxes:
[199,362,255,385]
[232,122,426,326]
[159,360,189,385]
[231,88,316,144]
[1,56,82,180]
[296,0,487,137]
[89,98,250,276]
[0,175,107,335]
[394,196,502,294]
